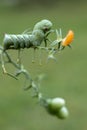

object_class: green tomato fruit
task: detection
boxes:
[56,106,69,119]
[46,99,56,115]
[50,98,65,111]
[46,98,65,115]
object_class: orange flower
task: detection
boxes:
[61,30,74,46]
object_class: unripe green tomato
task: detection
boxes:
[46,99,56,115]
[46,98,65,115]
[50,98,65,111]
[56,106,69,119]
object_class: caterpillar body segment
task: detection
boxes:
[3,34,33,50]
[3,19,53,50]
[33,19,52,33]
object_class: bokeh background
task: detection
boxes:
[0,0,87,130]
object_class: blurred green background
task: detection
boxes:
[0,0,87,130]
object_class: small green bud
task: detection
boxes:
[56,106,69,119]
[47,54,56,61]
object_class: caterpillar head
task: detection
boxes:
[33,19,53,34]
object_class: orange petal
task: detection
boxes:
[62,30,74,46]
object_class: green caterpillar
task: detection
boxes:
[3,19,52,50]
